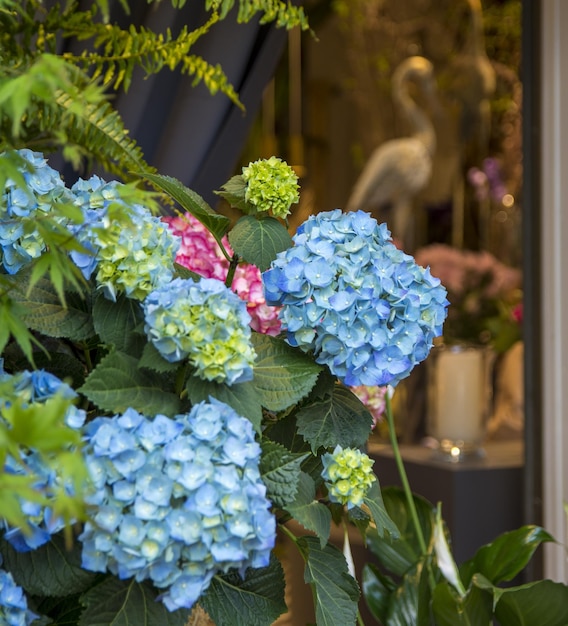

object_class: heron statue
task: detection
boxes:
[346,56,439,247]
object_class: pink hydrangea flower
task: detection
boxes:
[350,385,388,428]
[164,213,282,336]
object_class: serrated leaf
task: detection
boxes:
[92,292,144,354]
[200,555,287,626]
[215,174,250,212]
[298,536,360,626]
[138,342,181,374]
[259,439,308,508]
[143,172,230,240]
[363,481,400,540]
[79,351,181,416]
[285,472,331,547]
[0,534,97,598]
[251,334,322,411]
[186,376,263,433]
[296,384,373,452]
[228,215,292,271]
[10,274,94,341]
[79,577,189,626]
[366,487,435,578]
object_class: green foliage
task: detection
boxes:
[201,555,287,626]
[0,0,308,177]
[229,215,293,271]
[362,487,563,626]
[296,382,373,453]
[298,535,361,626]
[250,333,323,410]
[78,577,190,625]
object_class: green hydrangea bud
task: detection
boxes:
[322,445,376,509]
[242,156,299,218]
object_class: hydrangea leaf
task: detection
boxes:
[92,292,144,355]
[139,342,182,373]
[0,534,97,597]
[200,554,286,626]
[143,172,230,240]
[363,481,401,540]
[228,215,292,271]
[284,472,331,547]
[78,577,189,626]
[296,384,373,453]
[251,334,322,411]
[215,174,250,212]
[10,273,94,341]
[297,535,360,626]
[186,376,263,433]
[259,439,308,508]
[78,351,181,416]
[6,350,87,390]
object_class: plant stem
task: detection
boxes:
[385,393,427,556]
[224,254,239,289]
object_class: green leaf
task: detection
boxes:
[215,174,250,212]
[251,334,322,411]
[10,274,94,341]
[284,472,331,547]
[142,172,230,240]
[79,576,189,625]
[34,593,85,625]
[296,384,373,453]
[460,525,555,587]
[362,563,396,624]
[139,342,181,374]
[259,439,308,508]
[186,376,263,433]
[485,578,568,626]
[366,487,435,578]
[79,351,181,416]
[431,580,493,626]
[385,559,432,626]
[363,481,400,540]
[200,555,287,626]
[0,534,97,598]
[92,292,144,354]
[298,535,360,626]
[228,215,292,271]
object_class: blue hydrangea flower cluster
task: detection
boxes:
[143,277,256,385]
[0,149,73,274]
[79,401,275,612]
[321,445,376,509]
[0,367,86,552]
[0,555,38,626]
[262,209,449,387]
[70,176,180,302]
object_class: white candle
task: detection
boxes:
[431,347,485,443]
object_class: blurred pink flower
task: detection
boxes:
[350,385,388,427]
[164,213,282,336]
[414,244,522,350]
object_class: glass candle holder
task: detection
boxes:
[427,343,495,462]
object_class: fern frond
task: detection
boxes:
[206,0,309,29]
[61,11,228,94]
[43,92,153,179]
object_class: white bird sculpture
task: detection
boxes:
[346,56,438,247]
